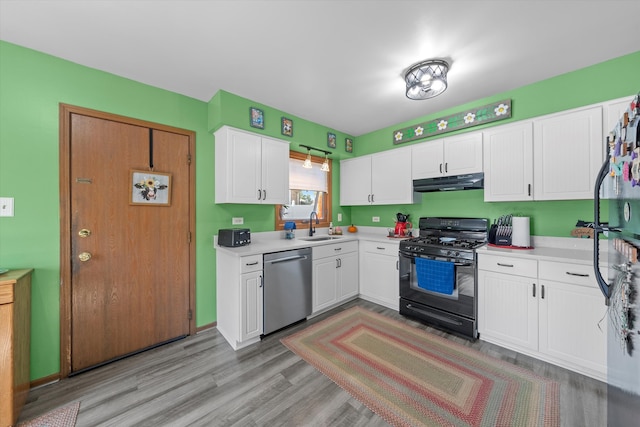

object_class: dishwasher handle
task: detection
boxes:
[264,254,309,264]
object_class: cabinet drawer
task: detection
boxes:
[240,255,263,274]
[539,261,594,288]
[360,240,399,254]
[313,241,358,259]
[478,254,537,278]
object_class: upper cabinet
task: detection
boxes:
[411,132,483,180]
[483,121,534,202]
[533,106,603,200]
[215,126,290,204]
[340,146,416,206]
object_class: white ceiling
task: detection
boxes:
[1,0,639,136]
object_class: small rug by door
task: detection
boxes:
[18,402,80,427]
[281,307,559,426]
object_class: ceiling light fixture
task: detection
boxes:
[303,148,313,169]
[405,59,449,100]
[300,144,331,172]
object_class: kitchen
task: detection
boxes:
[1,1,640,425]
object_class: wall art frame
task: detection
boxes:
[130,170,172,206]
[281,117,293,137]
[250,107,265,129]
[327,132,337,149]
[345,137,353,153]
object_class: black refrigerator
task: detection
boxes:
[593,93,640,425]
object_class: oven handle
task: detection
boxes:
[399,251,473,267]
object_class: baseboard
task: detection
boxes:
[30,373,60,389]
[196,321,216,333]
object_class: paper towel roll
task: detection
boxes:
[511,216,531,247]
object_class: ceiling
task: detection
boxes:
[1,0,639,136]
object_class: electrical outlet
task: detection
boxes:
[372,216,380,222]
[337,213,342,222]
[0,197,14,217]
[232,217,244,225]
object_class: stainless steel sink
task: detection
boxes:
[300,236,344,241]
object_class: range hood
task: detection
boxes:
[413,173,484,192]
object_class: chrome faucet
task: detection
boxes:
[309,211,319,236]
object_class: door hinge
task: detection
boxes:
[187,153,192,165]
[187,231,192,243]
[188,309,193,320]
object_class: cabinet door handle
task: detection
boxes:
[396,260,399,270]
[532,283,536,297]
[497,262,514,268]
[368,194,371,203]
[259,275,263,288]
[439,163,443,173]
[541,284,545,299]
[528,183,532,196]
[262,189,266,200]
[445,162,448,173]
[257,189,262,200]
[376,247,386,250]
[245,261,259,266]
[566,272,589,277]
[371,194,374,203]
[334,247,342,251]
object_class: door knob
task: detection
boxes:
[78,252,92,262]
[78,228,92,238]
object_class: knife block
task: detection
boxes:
[489,224,512,246]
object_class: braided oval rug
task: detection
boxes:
[282,307,559,427]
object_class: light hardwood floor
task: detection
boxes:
[19,299,607,426]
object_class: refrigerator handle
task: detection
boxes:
[593,158,611,303]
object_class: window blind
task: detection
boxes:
[289,158,328,192]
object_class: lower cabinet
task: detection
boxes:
[478,253,606,381]
[216,253,263,350]
[312,241,359,314]
[359,240,399,310]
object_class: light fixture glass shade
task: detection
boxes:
[303,150,313,169]
[320,155,330,172]
[405,59,449,100]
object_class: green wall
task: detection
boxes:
[350,51,640,235]
[1,38,638,382]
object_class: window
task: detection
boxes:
[275,151,332,230]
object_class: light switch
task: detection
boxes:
[232,217,244,225]
[0,197,14,217]
[337,213,342,221]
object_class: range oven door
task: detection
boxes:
[399,250,478,338]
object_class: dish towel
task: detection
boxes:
[415,258,455,295]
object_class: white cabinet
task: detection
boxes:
[340,147,416,206]
[533,106,603,200]
[478,254,538,351]
[411,132,483,179]
[216,252,263,350]
[359,240,399,310]
[483,121,534,201]
[312,241,359,313]
[214,126,290,204]
[478,253,607,381]
[538,261,607,380]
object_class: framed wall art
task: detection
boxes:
[130,170,172,206]
[327,132,337,149]
[345,137,353,153]
[250,107,264,129]
[281,117,293,137]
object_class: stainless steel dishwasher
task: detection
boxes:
[263,247,312,335]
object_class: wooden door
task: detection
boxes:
[59,105,195,375]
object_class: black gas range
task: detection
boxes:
[399,217,488,339]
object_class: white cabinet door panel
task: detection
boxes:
[411,140,444,179]
[443,132,483,176]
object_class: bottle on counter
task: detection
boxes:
[329,222,333,235]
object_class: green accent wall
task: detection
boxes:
[1,38,638,382]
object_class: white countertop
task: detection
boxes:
[477,236,604,265]
[214,226,407,257]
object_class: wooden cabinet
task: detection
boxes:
[1,269,32,427]
[359,240,399,310]
[214,126,290,204]
[533,106,603,200]
[216,253,263,350]
[478,253,606,381]
[340,147,416,206]
[483,121,534,201]
[411,132,483,179]
[312,241,359,313]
